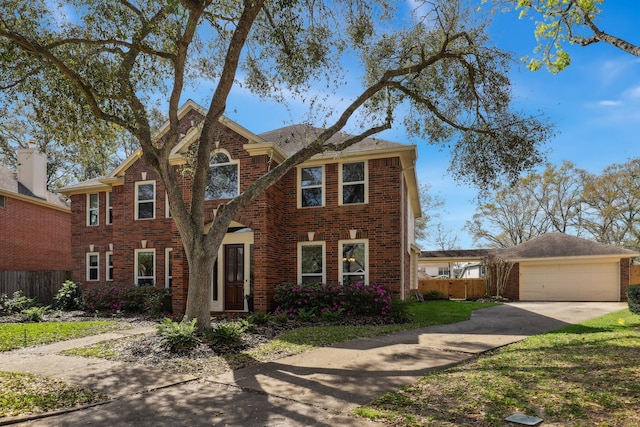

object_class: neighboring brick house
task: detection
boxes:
[0,146,71,271]
[59,100,422,314]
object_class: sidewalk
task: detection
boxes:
[0,302,627,426]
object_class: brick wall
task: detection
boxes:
[620,258,631,301]
[0,196,71,271]
[502,262,520,301]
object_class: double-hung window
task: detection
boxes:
[135,181,155,220]
[106,192,113,224]
[299,166,324,208]
[340,240,368,285]
[205,151,239,200]
[106,251,114,281]
[86,253,99,281]
[340,161,367,205]
[299,242,325,284]
[87,193,99,226]
[135,249,155,286]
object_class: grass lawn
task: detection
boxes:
[0,321,124,352]
[357,309,640,426]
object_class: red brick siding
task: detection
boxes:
[0,196,71,271]
[503,262,520,301]
[620,258,631,301]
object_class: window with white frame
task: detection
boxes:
[86,253,99,281]
[438,266,450,277]
[135,249,155,286]
[106,251,114,281]
[299,242,325,284]
[299,165,324,208]
[205,151,239,200]
[106,192,113,224]
[135,181,155,220]
[87,193,99,226]
[165,248,173,289]
[340,161,367,205]
[340,240,368,285]
[165,193,171,218]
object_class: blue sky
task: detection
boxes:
[190,1,640,250]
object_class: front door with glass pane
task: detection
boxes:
[224,244,245,310]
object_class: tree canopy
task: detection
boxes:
[0,0,553,328]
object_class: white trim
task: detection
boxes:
[87,193,99,226]
[135,180,156,220]
[210,230,254,312]
[297,165,325,208]
[338,239,369,285]
[298,241,326,284]
[105,251,113,281]
[165,193,171,218]
[135,248,156,286]
[86,252,99,281]
[339,160,368,205]
[165,248,173,289]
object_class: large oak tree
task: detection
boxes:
[0,0,552,329]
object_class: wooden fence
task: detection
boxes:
[631,264,640,286]
[0,270,71,306]
[418,278,487,300]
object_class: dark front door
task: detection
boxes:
[224,244,245,311]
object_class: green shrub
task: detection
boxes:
[83,284,169,315]
[156,318,200,353]
[208,321,247,346]
[273,282,396,319]
[386,298,413,323]
[627,284,640,315]
[247,312,270,325]
[0,291,37,315]
[20,306,49,322]
[54,280,84,311]
[422,290,448,301]
[297,308,317,322]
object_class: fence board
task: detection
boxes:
[418,278,487,300]
[0,270,71,306]
[631,265,640,286]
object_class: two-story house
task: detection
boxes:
[59,100,422,314]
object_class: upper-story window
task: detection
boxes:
[106,192,113,225]
[340,161,367,205]
[87,193,99,226]
[135,181,155,220]
[205,151,238,200]
[0,195,5,208]
[299,165,324,208]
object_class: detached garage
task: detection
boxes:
[499,233,639,302]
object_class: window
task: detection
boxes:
[0,195,5,208]
[106,192,113,225]
[165,248,173,289]
[299,166,324,208]
[205,151,238,200]
[299,242,325,284]
[135,181,155,220]
[87,193,99,226]
[341,240,368,285]
[135,249,155,286]
[106,251,114,281]
[86,253,99,281]
[165,193,171,218]
[438,266,450,277]
[340,161,367,205]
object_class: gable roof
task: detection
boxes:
[497,233,639,261]
[0,165,69,211]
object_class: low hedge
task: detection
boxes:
[82,284,170,315]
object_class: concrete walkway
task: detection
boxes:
[0,302,627,426]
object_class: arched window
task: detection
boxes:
[205,151,238,200]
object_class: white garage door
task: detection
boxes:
[519,260,619,301]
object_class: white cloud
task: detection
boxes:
[597,100,622,107]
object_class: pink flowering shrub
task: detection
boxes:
[273,282,408,321]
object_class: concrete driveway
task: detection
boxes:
[6,301,627,427]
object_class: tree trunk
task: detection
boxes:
[184,246,216,331]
